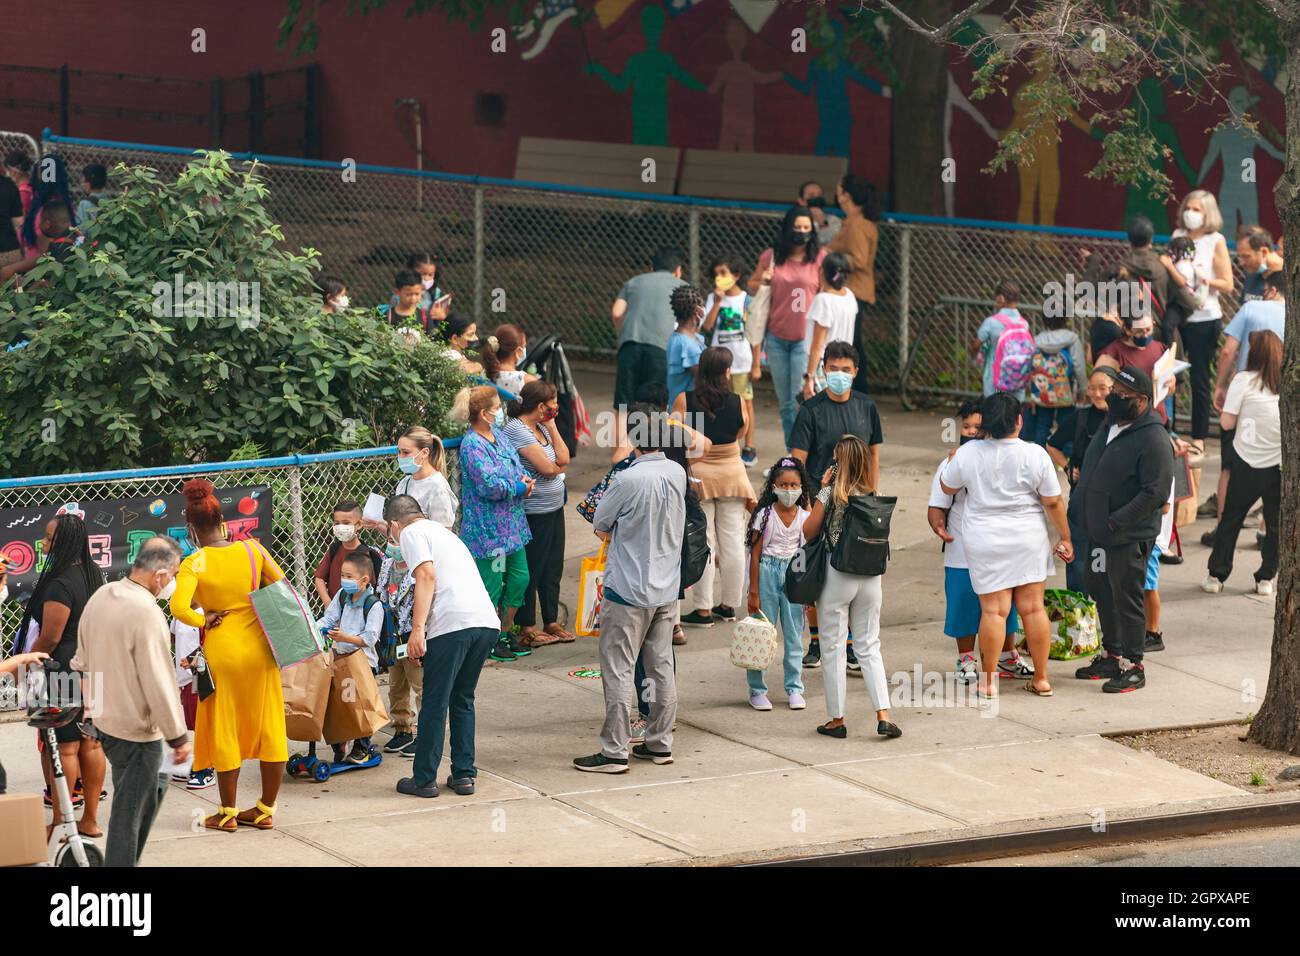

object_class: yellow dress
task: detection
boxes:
[171,541,288,773]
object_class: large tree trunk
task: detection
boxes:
[1247,12,1300,755]
[888,0,950,215]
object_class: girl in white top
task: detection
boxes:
[744,457,812,711]
[481,323,536,396]
[802,251,858,399]
[940,393,1072,697]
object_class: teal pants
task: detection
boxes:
[474,548,529,614]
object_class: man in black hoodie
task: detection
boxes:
[1071,366,1174,693]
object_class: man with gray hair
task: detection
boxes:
[574,406,686,773]
[72,534,188,866]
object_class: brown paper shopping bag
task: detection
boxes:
[281,653,332,742]
[322,650,390,745]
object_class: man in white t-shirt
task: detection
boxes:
[386,494,500,799]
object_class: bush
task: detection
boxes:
[0,151,464,475]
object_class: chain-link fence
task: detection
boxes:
[24,130,1248,415]
[0,443,462,706]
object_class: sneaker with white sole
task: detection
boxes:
[573,753,629,774]
[1256,578,1276,597]
[788,692,806,710]
[749,693,773,711]
[997,652,1035,679]
[955,654,978,684]
[631,743,673,765]
[1201,575,1223,594]
[629,716,647,744]
[186,768,215,790]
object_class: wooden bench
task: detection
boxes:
[678,149,847,204]
[514,136,680,195]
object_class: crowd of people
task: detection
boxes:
[0,162,1284,865]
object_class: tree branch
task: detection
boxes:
[860,0,999,42]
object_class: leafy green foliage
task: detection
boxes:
[0,151,466,476]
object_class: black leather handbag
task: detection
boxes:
[783,533,828,605]
[829,494,898,577]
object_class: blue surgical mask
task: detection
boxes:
[1132,335,1151,347]
[493,408,506,427]
[825,371,853,395]
[396,455,419,475]
[339,579,360,596]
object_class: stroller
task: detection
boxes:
[26,659,103,866]
[521,334,591,458]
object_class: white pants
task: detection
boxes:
[817,566,887,718]
[693,497,748,611]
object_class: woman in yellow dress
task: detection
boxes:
[171,478,287,832]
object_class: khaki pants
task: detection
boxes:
[388,657,424,733]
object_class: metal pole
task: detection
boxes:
[287,465,309,596]
[688,209,700,286]
[898,224,912,388]
[474,186,484,325]
[248,71,265,153]
[208,76,224,149]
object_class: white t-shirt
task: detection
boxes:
[396,471,458,529]
[705,289,752,375]
[1172,229,1223,322]
[1223,370,1280,469]
[750,505,809,559]
[1157,479,1175,553]
[940,438,1061,593]
[928,456,969,569]
[398,519,500,638]
[804,288,858,355]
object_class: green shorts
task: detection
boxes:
[731,372,754,401]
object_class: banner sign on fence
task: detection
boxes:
[0,485,272,605]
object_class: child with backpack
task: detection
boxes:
[701,254,758,464]
[1025,313,1087,447]
[379,268,442,341]
[315,551,386,765]
[377,540,418,756]
[314,499,385,610]
[976,280,1034,400]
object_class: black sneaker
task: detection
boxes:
[631,743,673,765]
[384,732,414,753]
[399,737,419,758]
[802,639,821,669]
[1158,551,1183,565]
[711,605,737,622]
[573,753,629,774]
[505,635,532,657]
[1103,662,1146,693]
[344,743,373,765]
[846,643,861,671]
[396,777,439,798]
[489,638,518,662]
[1144,631,1165,653]
[681,610,715,628]
[1196,493,1218,518]
[1075,653,1120,680]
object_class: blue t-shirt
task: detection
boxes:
[1224,299,1285,370]
[667,330,705,407]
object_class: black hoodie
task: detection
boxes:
[1068,408,1174,548]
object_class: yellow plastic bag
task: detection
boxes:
[575,542,608,638]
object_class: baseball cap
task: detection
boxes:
[1099,364,1153,398]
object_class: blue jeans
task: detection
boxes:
[1026,405,1074,448]
[765,333,807,450]
[1066,510,1088,593]
[747,555,805,697]
[411,626,498,786]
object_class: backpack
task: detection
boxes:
[680,494,711,591]
[829,494,897,577]
[991,314,1035,392]
[1027,346,1075,408]
[363,593,397,672]
[327,540,384,582]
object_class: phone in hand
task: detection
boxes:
[431,293,452,311]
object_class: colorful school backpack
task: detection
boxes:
[991,313,1035,393]
[1027,347,1075,407]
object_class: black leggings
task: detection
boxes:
[517,507,565,628]
[1208,459,1279,584]
[1179,320,1220,440]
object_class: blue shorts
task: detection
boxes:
[1145,545,1162,591]
[944,566,1019,638]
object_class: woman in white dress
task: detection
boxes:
[940,393,1073,698]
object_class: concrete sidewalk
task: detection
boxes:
[0,367,1276,865]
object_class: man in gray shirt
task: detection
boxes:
[575,408,686,773]
[612,247,687,409]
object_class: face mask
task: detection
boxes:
[1132,334,1152,347]
[825,371,853,395]
[791,231,811,246]
[775,488,802,507]
[540,407,558,422]
[340,579,360,595]
[959,434,977,446]
[468,338,482,351]
[396,454,421,475]
[157,576,177,601]
[516,348,526,363]
[715,275,736,293]
[421,277,436,290]
[1106,392,1139,421]
[1183,210,1205,231]
[333,523,356,542]
[385,543,402,562]
[493,408,506,427]
[333,295,349,310]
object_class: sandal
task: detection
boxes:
[544,623,576,644]
[518,629,562,648]
[236,799,276,830]
[204,806,239,832]
[1024,681,1054,697]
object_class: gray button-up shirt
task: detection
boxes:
[591,452,686,608]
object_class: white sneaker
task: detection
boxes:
[955,655,978,684]
[1200,575,1223,594]
[1256,578,1275,597]
[629,717,647,744]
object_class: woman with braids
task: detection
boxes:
[479,323,536,396]
[673,346,756,627]
[170,478,289,832]
[21,513,107,837]
[744,456,812,711]
[666,284,707,408]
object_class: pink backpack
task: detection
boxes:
[991,313,1035,393]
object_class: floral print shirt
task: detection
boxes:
[458,427,532,559]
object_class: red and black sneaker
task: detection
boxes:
[1074,652,1120,681]
[1102,662,1146,694]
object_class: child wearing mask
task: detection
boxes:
[377,536,420,756]
[389,252,450,318]
[315,551,385,764]
[667,285,706,408]
[314,500,383,609]
[802,251,858,400]
[701,255,757,464]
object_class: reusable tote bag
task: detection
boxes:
[281,652,332,742]
[575,542,607,638]
[244,541,324,668]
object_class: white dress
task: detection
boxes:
[939,438,1061,594]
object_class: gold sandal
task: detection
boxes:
[204,806,239,832]
[236,799,276,830]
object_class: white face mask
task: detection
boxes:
[333,523,357,543]
[333,295,349,310]
[157,576,177,602]
[421,277,436,290]
[1183,209,1205,231]
[775,488,802,507]
[516,347,526,363]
